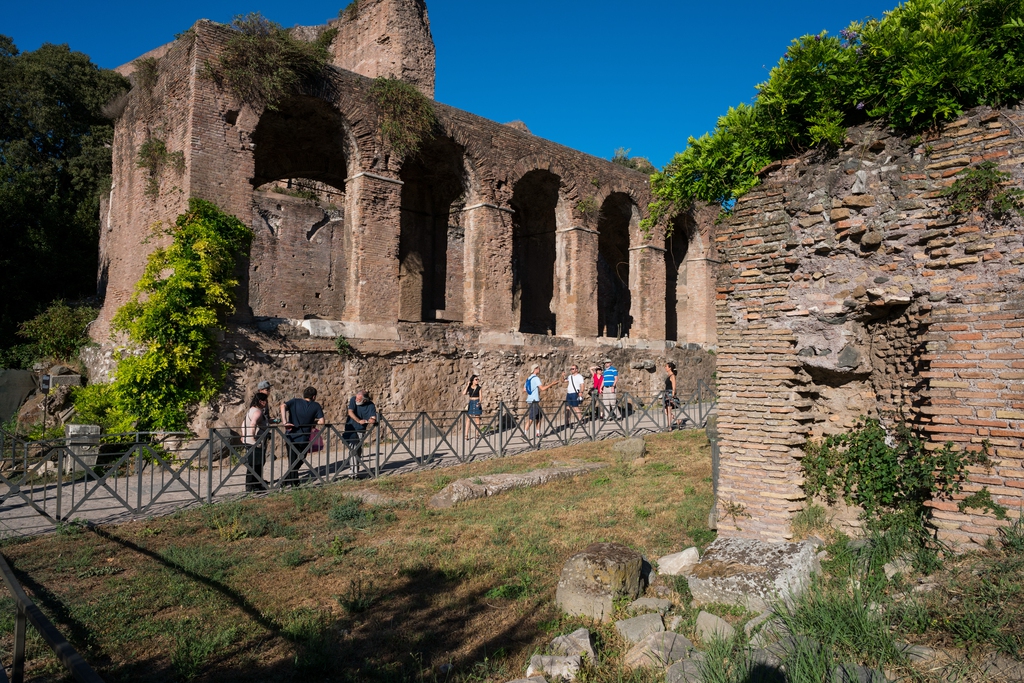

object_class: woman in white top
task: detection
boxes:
[562,364,585,426]
[242,393,270,492]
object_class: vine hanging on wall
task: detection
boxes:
[367,76,437,158]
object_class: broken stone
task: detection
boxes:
[429,462,606,508]
[797,347,817,357]
[628,597,673,615]
[526,655,580,682]
[0,369,36,423]
[837,345,862,370]
[612,437,646,460]
[550,628,595,661]
[506,678,547,683]
[860,230,883,248]
[555,543,643,622]
[851,170,868,194]
[695,610,735,642]
[665,659,702,683]
[687,538,821,612]
[657,548,700,576]
[623,632,693,669]
[614,613,664,643]
[832,663,889,683]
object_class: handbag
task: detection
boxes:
[308,427,325,453]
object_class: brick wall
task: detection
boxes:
[715,105,1024,547]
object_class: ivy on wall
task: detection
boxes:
[74,199,252,432]
[367,77,437,158]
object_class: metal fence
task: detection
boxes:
[0,382,716,536]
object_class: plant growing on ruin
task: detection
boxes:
[335,335,354,358]
[367,77,437,158]
[611,147,656,175]
[958,486,1008,519]
[214,13,337,111]
[134,57,159,91]
[73,199,252,432]
[16,301,98,363]
[136,137,185,198]
[941,161,1024,220]
[803,417,993,532]
[575,196,599,223]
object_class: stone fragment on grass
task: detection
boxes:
[555,543,643,622]
[506,677,547,683]
[428,462,606,508]
[612,437,646,460]
[549,628,595,661]
[983,653,1024,681]
[832,663,889,682]
[658,547,700,576]
[666,658,703,683]
[687,538,820,612]
[695,611,735,642]
[623,632,693,669]
[526,655,580,682]
[628,597,673,615]
[666,615,683,631]
[614,613,664,643]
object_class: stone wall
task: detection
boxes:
[714,105,1024,548]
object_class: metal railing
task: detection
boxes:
[0,551,104,683]
[0,382,716,536]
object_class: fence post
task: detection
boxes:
[206,430,213,504]
[13,601,26,683]
[55,446,63,522]
[498,403,505,457]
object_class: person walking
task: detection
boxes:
[280,386,325,487]
[664,362,679,428]
[562,364,585,426]
[602,359,620,419]
[343,389,378,466]
[523,364,556,438]
[589,365,603,419]
[241,392,269,492]
[462,375,483,439]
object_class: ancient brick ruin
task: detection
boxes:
[90,0,717,424]
[714,106,1024,548]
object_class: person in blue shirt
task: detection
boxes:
[523,364,556,438]
[602,359,620,419]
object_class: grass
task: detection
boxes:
[0,430,715,682]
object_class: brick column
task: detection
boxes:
[556,226,599,337]
[462,203,515,330]
[629,245,667,340]
[343,172,403,326]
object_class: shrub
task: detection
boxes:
[16,301,97,363]
[136,137,185,198]
[942,160,1024,219]
[367,77,437,157]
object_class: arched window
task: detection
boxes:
[511,170,560,335]
[597,193,635,338]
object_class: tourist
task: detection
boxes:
[256,379,271,401]
[344,389,378,462]
[523,364,556,438]
[241,392,269,492]
[602,359,619,419]
[280,386,325,487]
[562,364,585,426]
[462,375,483,438]
[664,362,679,428]
[589,365,603,419]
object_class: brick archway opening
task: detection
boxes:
[597,192,634,338]
[398,136,467,322]
[511,170,560,335]
[665,214,694,342]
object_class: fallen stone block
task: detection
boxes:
[666,658,703,683]
[832,663,889,682]
[658,547,700,576]
[429,462,606,508]
[628,597,673,615]
[623,632,693,669]
[549,628,595,661]
[615,613,664,643]
[506,678,547,683]
[526,655,580,682]
[687,538,820,612]
[555,542,643,622]
[695,611,735,642]
[612,437,646,460]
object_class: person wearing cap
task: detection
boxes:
[588,365,604,419]
[522,364,556,438]
[602,359,619,419]
[257,380,272,398]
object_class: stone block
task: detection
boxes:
[657,548,700,576]
[627,597,673,615]
[555,543,643,622]
[526,655,580,682]
[622,632,693,669]
[549,628,595,661]
[0,370,36,423]
[612,437,646,460]
[614,613,664,643]
[665,659,702,683]
[694,610,735,642]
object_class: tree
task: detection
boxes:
[0,36,128,360]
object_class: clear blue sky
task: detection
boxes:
[4,0,898,167]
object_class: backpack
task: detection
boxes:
[524,376,535,393]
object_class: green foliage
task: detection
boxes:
[136,137,185,198]
[171,621,236,681]
[803,417,993,531]
[134,57,159,91]
[999,512,1024,553]
[941,160,1024,219]
[646,0,1024,229]
[367,76,437,157]
[334,335,354,358]
[958,486,1008,519]
[576,195,599,222]
[15,301,97,364]
[0,36,129,351]
[610,147,656,175]
[73,199,252,432]
[214,13,336,111]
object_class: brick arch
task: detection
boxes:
[508,156,569,196]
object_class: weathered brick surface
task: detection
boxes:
[716,106,1024,547]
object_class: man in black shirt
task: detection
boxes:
[343,389,377,468]
[280,386,325,487]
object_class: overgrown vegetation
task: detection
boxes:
[134,56,159,91]
[942,160,1024,219]
[212,13,337,111]
[367,76,438,157]
[73,199,252,432]
[646,0,1024,228]
[2,301,97,368]
[803,417,993,534]
[0,36,128,355]
[136,137,185,198]
[611,147,656,175]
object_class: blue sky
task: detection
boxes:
[4,0,897,167]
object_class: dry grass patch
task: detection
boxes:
[0,430,714,682]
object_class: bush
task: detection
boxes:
[367,77,437,157]
[16,301,97,364]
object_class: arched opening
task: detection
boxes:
[597,193,634,338]
[511,170,560,335]
[249,97,352,320]
[398,136,467,322]
[665,215,692,342]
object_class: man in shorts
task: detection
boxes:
[602,359,620,419]
[523,364,556,438]
[563,364,586,426]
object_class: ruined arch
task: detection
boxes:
[511,170,560,335]
[665,210,716,346]
[665,215,694,342]
[596,192,636,338]
[397,135,468,322]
